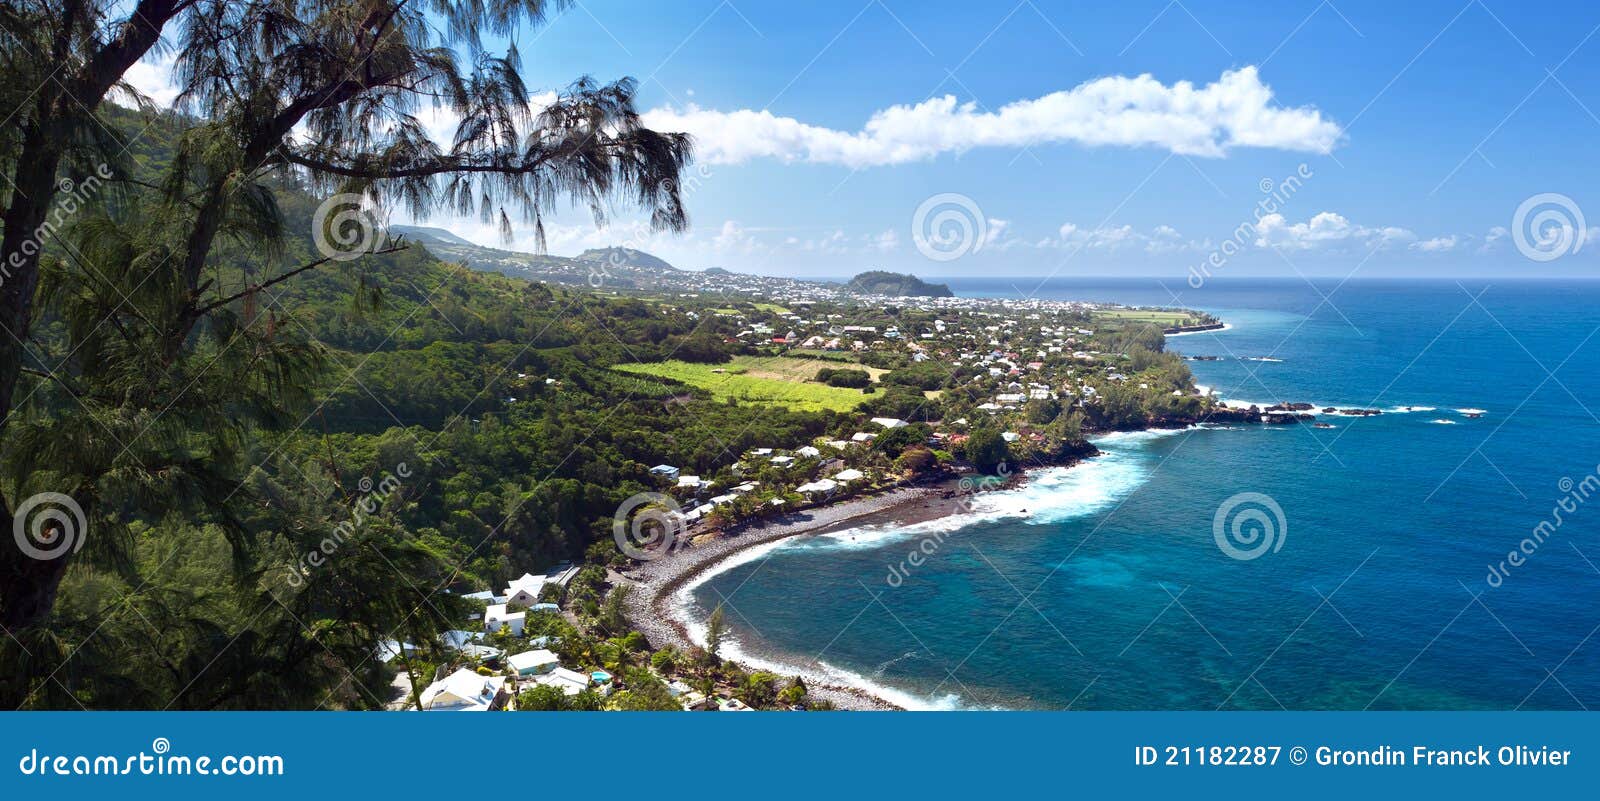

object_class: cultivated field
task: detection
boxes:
[1090,308,1203,327]
[612,355,874,412]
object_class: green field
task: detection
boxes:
[1090,308,1201,327]
[612,355,872,412]
[751,302,791,314]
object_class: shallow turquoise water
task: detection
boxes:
[690,279,1600,710]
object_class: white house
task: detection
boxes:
[795,479,838,499]
[503,573,546,607]
[649,464,681,481]
[796,445,821,458]
[484,604,526,638]
[850,432,876,443]
[507,648,560,676]
[419,667,507,711]
[535,667,592,697]
[832,468,866,484]
[676,475,703,490]
[870,417,908,429]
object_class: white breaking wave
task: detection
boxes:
[1164,322,1234,337]
[669,430,1181,710]
[672,582,972,710]
[790,430,1180,552]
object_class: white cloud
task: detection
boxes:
[120,52,181,107]
[644,66,1341,167]
[1411,235,1460,252]
[982,219,1012,249]
[1146,224,1189,254]
[1254,212,1415,251]
[1043,222,1147,251]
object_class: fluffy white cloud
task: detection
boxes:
[643,67,1341,167]
[1042,222,1156,252]
[1411,235,1460,252]
[1254,212,1415,251]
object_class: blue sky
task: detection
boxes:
[140,1,1600,279]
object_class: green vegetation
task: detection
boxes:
[1090,308,1210,327]
[615,357,872,413]
[816,367,872,388]
[843,270,954,297]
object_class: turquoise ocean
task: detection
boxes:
[687,278,1600,710]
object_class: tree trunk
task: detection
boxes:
[0,0,180,634]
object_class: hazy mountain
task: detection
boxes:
[577,247,677,272]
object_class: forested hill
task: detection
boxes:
[843,270,953,297]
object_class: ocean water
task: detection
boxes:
[689,278,1600,710]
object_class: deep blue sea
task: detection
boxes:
[688,278,1600,710]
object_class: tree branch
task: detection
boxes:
[195,244,410,317]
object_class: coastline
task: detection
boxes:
[613,314,1240,711]
[616,457,1080,711]
[618,483,965,710]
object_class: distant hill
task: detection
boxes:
[577,247,676,272]
[844,270,953,297]
[388,224,478,247]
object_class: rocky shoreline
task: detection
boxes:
[615,453,1093,711]
[617,484,959,710]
